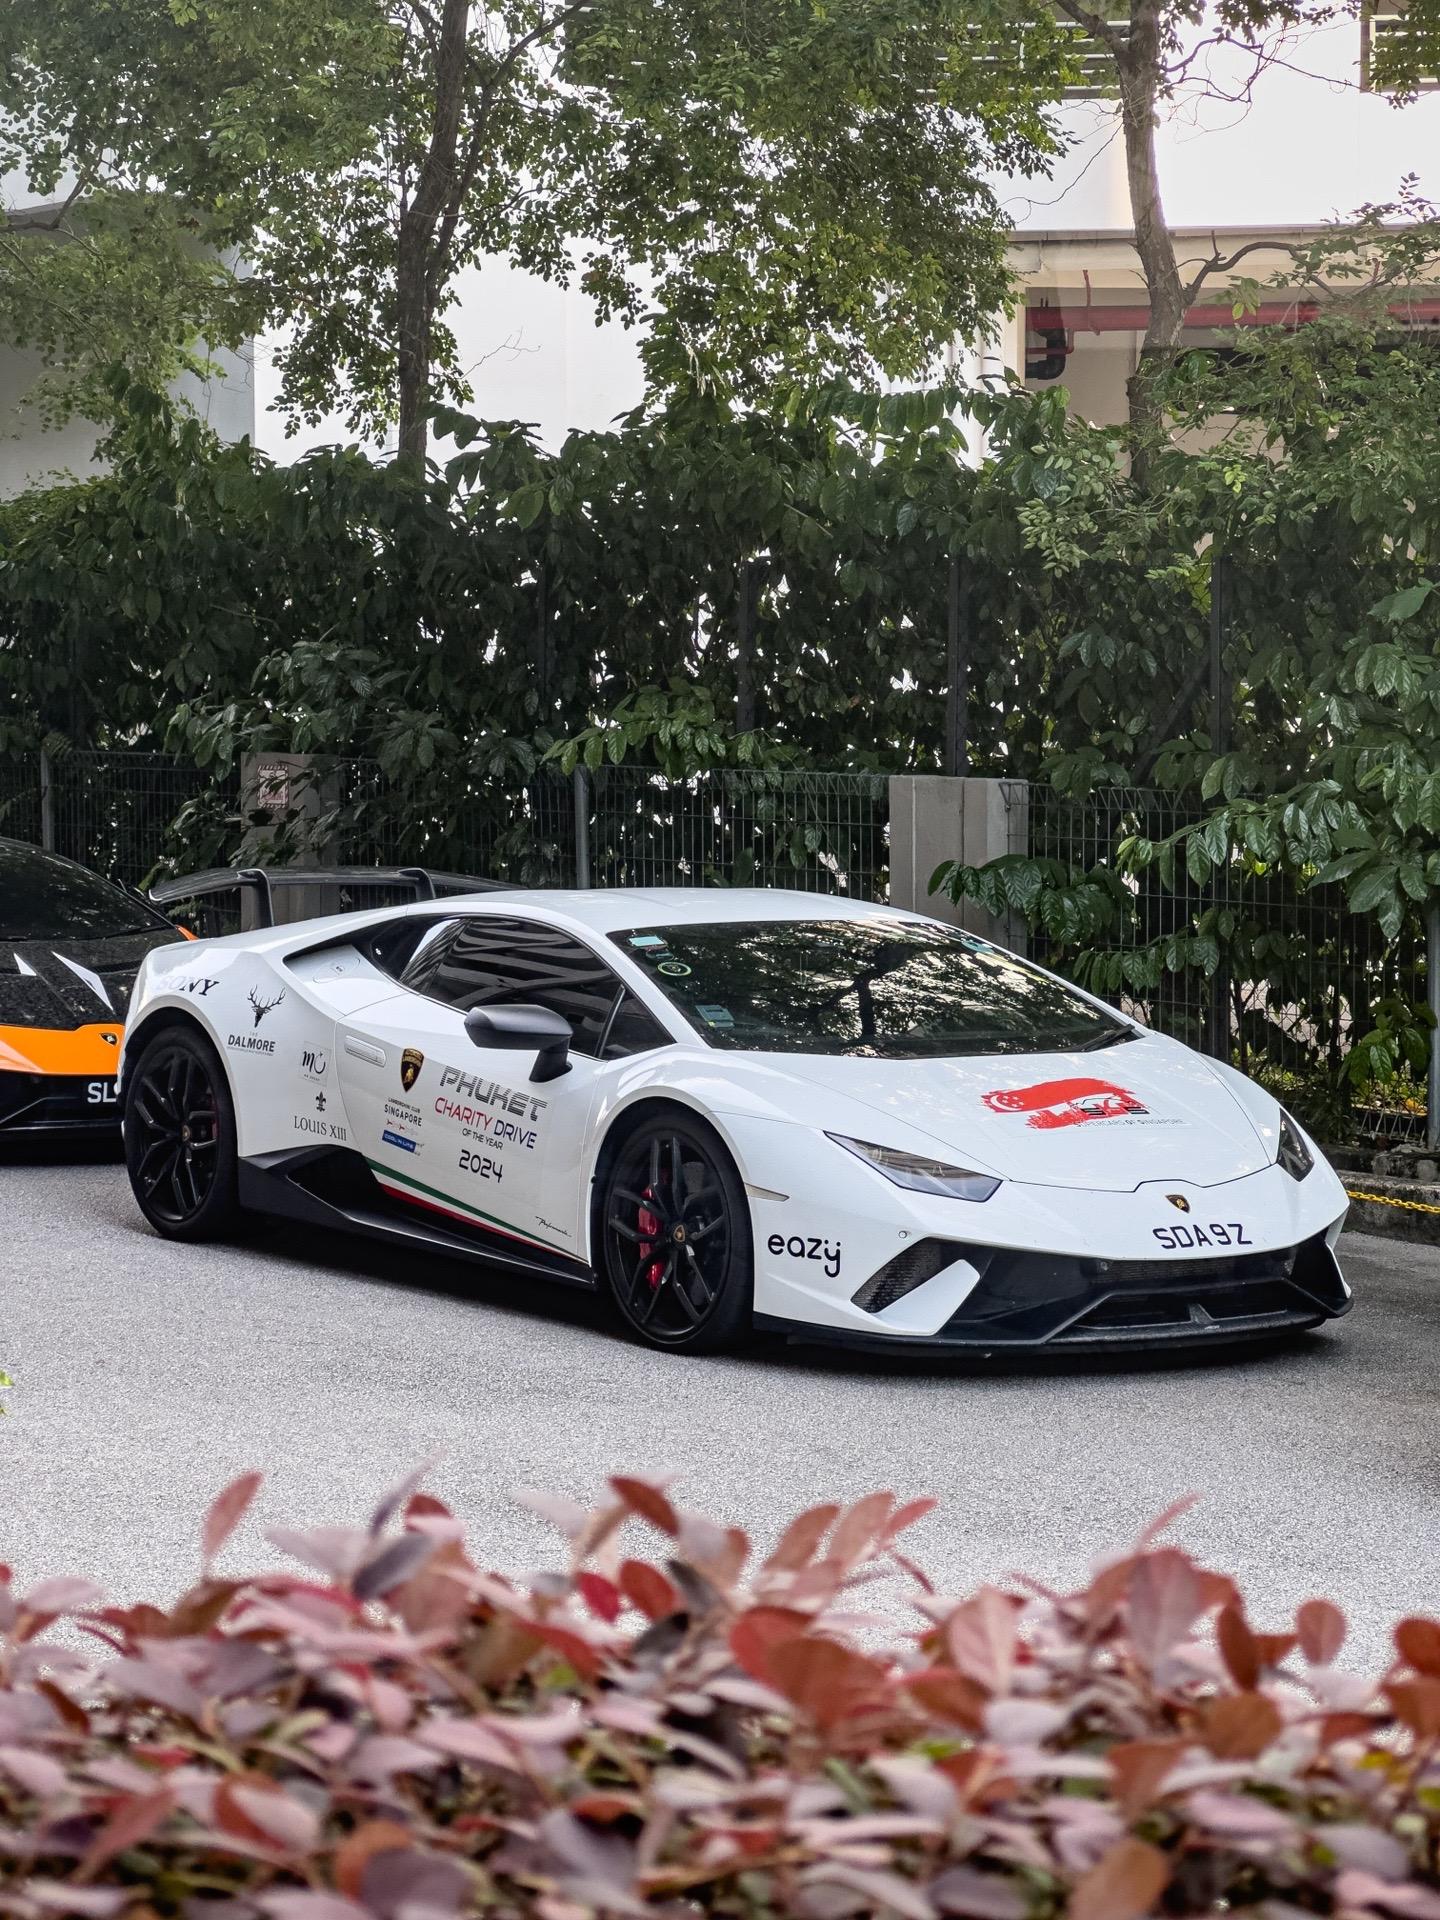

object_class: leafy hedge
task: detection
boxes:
[1,1469,1438,1919]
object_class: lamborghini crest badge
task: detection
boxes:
[400,1046,424,1093]
[1166,1193,1190,1212]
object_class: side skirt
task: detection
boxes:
[237,1146,597,1290]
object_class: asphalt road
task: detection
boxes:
[2,1146,1436,1672]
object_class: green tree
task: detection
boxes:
[1,0,1075,459]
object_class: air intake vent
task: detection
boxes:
[852,1240,963,1314]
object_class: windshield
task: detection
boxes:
[610,917,1132,1059]
[0,843,169,941]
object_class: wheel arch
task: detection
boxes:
[584,1091,750,1266]
[121,1005,232,1095]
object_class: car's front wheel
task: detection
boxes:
[598,1108,752,1352]
[123,1026,241,1241]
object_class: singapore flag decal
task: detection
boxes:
[982,1077,1151,1131]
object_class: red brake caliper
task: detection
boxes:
[638,1186,665,1289]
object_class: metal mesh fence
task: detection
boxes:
[1029,785,1429,1144]
[0,752,42,846]
[584,768,889,898]
[41,751,242,892]
[0,754,889,904]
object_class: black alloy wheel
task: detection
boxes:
[599,1110,752,1352]
[124,1028,240,1240]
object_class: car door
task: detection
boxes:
[336,912,668,1270]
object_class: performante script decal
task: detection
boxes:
[982,1077,1150,1131]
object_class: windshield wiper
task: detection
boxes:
[1072,1027,1135,1051]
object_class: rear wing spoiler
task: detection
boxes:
[148,865,508,929]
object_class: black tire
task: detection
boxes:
[123,1025,241,1241]
[597,1107,753,1353]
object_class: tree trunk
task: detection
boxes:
[394,0,470,465]
[1114,0,1185,484]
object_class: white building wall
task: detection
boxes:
[0,166,257,496]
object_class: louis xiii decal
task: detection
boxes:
[400,1046,425,1093]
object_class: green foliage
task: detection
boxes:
[0,0,1075,443]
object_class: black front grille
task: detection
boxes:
[1073,1279,1300,1334]
[933,1232,1348,1348]
[852,1239,964,1313]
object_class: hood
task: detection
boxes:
[774,1033,1275,1192]
[0,928,182,1033]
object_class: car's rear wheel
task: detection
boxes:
[598,1108,752,1352]
[124,1027,240,1241]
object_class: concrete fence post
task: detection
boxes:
[888,775,1030,954]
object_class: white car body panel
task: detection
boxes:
[120,887,1350,1348]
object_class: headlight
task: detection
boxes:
[1277,1109,1314,1182]
[828,1134,1001,1201]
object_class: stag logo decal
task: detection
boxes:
[227,986,286,1057]
[400,1046,424,1093]
[982,1076,1152,1131]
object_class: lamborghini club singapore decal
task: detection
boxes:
[982,1076,1178,1131]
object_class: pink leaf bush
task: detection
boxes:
[0,1470,1435,1918]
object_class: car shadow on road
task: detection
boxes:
[223,1211,1345,1387]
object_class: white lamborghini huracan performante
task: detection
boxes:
[118,880,1351,1355]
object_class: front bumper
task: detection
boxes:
[759,1229,1348,1351]
[0,1070,121,1134]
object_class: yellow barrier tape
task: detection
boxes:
[1344,1186,1440,1217]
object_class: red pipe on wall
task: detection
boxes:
[1027,300,1440,334]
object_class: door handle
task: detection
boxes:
[344,1036,386,1066]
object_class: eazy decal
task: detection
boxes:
[176,977,219,999]
[767,1232,842,1279]
[248,987,285,1027]
[1153,1221,1252,1250]
[401,1046,424,1093]
[982,1077,1154,1131]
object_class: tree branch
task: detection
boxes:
[1053,0,1128,55]
[1182,236,1301,306]
[426,0,598,293]
[4,175,89,235]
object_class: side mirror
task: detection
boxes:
[464,1003,573,1083]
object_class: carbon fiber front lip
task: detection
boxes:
[757,1232,1349,1352]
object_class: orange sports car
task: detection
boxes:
[0,837,187,1133]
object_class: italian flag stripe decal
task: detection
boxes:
[365,1157,568,1257]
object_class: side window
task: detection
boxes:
[400,915,626,1060]
[602,990,673,1060]
[361,916,455,981]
